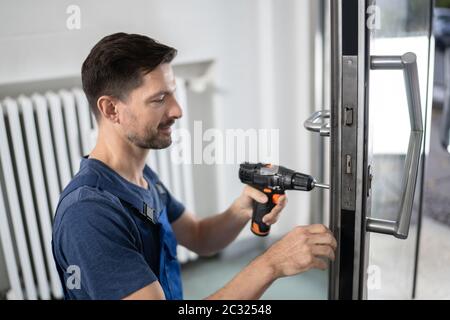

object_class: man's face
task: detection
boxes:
[117,63,182,149]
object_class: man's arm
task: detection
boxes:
[171,186,287,256]
[206,224,336,299]
[123,281,166,300]
[125,224,337,300]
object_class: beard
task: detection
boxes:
[127,119,175,150]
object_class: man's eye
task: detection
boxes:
[152,96,166,104]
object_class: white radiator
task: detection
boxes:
[0,80,196,300]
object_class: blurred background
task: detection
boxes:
[0,0,448,300]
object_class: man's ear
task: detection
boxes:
[97,96,120,124]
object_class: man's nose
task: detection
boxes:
[168,97,183,119]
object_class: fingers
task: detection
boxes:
[305,224,331,234]
[311,258,328,270]
[311,244,336,261]
[243,186,288,226]
[244,186,268,204]
[308,232,337,250]
[262,195,287,225]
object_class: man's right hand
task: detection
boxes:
[204,224,336,300]
[262,224,337,279]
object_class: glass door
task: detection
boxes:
[366,0,433,300]
[305,0,434,299]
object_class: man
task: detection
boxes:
[52,33,337,300]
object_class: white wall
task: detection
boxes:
[0,0,317,240]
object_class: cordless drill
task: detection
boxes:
[239,162,329,237]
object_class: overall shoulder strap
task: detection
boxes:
[144,166,169,205]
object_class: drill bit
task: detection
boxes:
[312,181,330,190]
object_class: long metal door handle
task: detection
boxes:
[366,52,424,239]
[304,110,331,137]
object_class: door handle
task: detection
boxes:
[304,110,331,137]
[366,52,424,239]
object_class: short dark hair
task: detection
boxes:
[81,32,177,120]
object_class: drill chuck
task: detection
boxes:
[291,173,315,191]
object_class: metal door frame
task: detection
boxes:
[329,0,372,300]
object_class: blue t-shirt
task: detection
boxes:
[52,157,185,300]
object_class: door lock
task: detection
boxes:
[344,107,354,126]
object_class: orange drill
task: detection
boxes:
[239,162,329,236]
